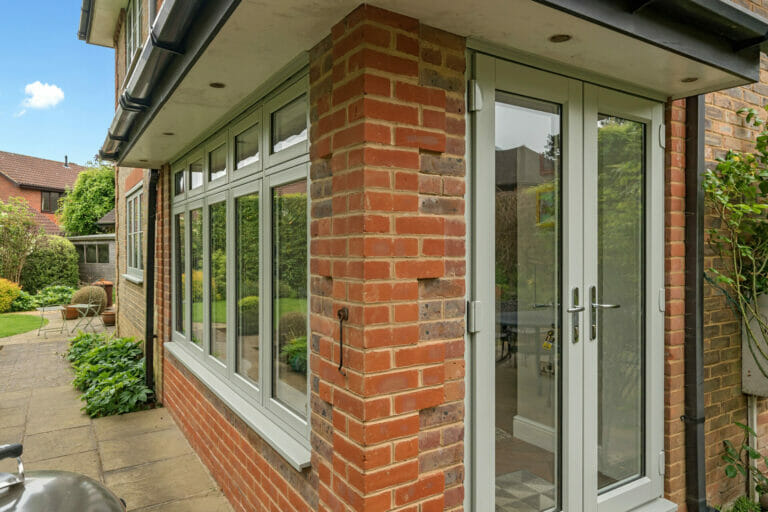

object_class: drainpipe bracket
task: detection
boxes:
[680,415,706,424]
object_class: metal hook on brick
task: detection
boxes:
[337,307,349,376]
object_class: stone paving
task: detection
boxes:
[0,311,232,511]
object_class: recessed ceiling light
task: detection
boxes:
[209,82,226,89]
[162,132,175,136]
[549,34,572,43]
[681,77,699,83]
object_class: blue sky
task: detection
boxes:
[0,1,114,167]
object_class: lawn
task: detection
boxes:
[0,313,48,338]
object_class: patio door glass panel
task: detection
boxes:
[494,92,561,512]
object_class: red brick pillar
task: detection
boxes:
[308,5,466,510]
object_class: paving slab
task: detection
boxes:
[99,428,192,472]
[26,450,102,481]
[93,408,176,442]
[23,425,96,463]
[136,493,234,512]
[105,454,219,510]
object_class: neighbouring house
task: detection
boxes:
[77,1,768,511]
[68,233,116,283]
[0,150,84,235]
[96,208,116,233]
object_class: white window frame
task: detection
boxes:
[125,0,142,75]
[167,70,311,470]
[125,183,144,282]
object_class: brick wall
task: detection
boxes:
[665,99,687,508]
[308,6,466,510]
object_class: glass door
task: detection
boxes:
[472,54,584,512]
[472,55,664,512]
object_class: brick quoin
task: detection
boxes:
[309,5,466,510]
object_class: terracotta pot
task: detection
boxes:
[760,493,768,510]
[102,309,116,326]
[62,306,79,320]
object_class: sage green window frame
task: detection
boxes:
[125,184,144,280]
[168,71,310,468]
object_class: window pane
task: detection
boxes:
[98,244,109,264]
[597,114,645,491]
[190,208,204,346]
[76,245,85,263]
[86,245,97,263]
[272,179,307,416]
[209,144,227,181]
[271,95,307,153]
[209,201,227,364]
[175,171,185,195]
[235,123,259,169]
[175,213,186,335]
[190,159,203,190]
[236,192,259,385]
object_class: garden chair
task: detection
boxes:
[36,280,74,338]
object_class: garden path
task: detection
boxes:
[0,310,233,511]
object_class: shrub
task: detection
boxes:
[237,296,259,335]
[278,311,306,344]
[718,496,761,512]
[66,332,152,417]
[19,236,79,294]
[58,165,115,236]
[10,290,36,312]
[70,286,108,314]
[281,335,307,373]
[0,279,21,313]
[36,285,77,307]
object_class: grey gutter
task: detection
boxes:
[77,0,93,41]
[100,0,241,163]
[683,95,716,512]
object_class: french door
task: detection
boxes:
[471,54,664,511]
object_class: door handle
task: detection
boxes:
[589,286,620,340]
[568,288,582,343]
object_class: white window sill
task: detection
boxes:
[122,273,144,285]
[165,341,311,472]
[630,498,678,512]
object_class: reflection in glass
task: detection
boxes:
[209,144,227,181]
[597,115,645,491]
[175,171,185,195]
[236,124,259,169]
[209,201,227,364]
[190,159,203,190]
[494,92,560,511]
[86,245,97,264]
[272,95,307,153]
[272,179,308,416]
[175,213,185,335]
[98,244,109,263]
[237,192,260,385]
[190,208,203,346]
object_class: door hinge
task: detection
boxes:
[468,300,482,333]
[658,451,666,476]
[658,288,665,313]
[658,124,666,149]
[468,79,483,112]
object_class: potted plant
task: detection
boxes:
[703,106,768,389]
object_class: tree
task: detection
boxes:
[58,163,115,236]
[0,197,43,283]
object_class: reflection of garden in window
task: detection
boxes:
[175,213,185,335]
[236,193,260,384]
[209,202,227,363]
[190,208,203,346]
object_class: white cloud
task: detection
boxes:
[21,81,64,109]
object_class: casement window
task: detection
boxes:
[125,0,142,74]
[170,72,310,467]
[125,185,144,281]
[40,190,62,213]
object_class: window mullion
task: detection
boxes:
[260,176,270,408]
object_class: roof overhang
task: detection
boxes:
[78,0,128,47]
[81,0,768,167]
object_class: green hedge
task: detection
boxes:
[20,236,79,294]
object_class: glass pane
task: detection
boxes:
[235,123,259,169]
[209,144,227,181]
[190,159,203,190]
[236,192,260,385]
[86,245,97,264]
[272,179,307,416]
[76,245,84,263]
[272,95,307,153]
[209,201,227,364]
[175,213,185,335]
[190,208,203,346]
[98,244,109,264]
[597,115,645,491]
[494,92,560,511]
[174,170,185,195]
